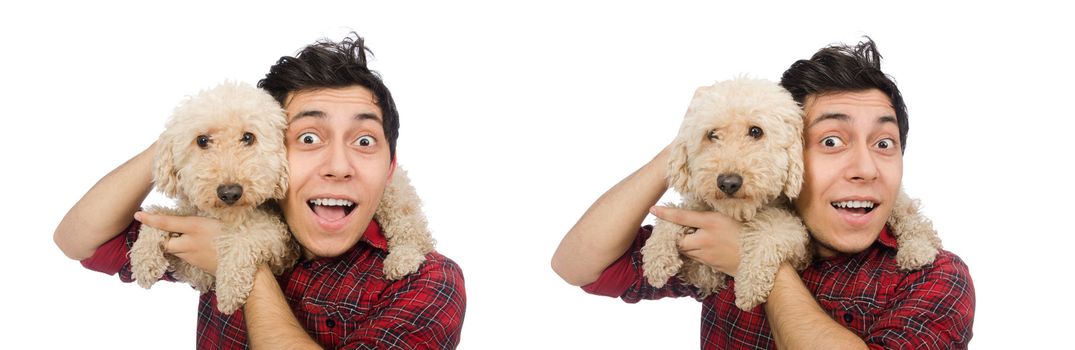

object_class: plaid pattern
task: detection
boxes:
[583,225,975,349]
[82,220,466,349]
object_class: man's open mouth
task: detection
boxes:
[831,200,877,214]
[308,198,356,221]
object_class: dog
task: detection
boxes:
[641,77,941,310]
[130,82,437,314]
[130,81,297,314]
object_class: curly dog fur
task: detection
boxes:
[130,82,298,314]
[377,166,436,280]
[642,77,942,310]
[129,82,435,314]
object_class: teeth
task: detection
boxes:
[832,200,875,209]
[309,198,355,207]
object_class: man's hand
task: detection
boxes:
[135,211,222,274]
[650,205,743,277]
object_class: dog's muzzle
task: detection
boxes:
[217,184,243,205]
[717,173,742,195]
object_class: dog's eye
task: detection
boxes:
[196,135,211,149]
[749,126,763,139]
[820,136,844,148]
[707,130,719,141]
[298,132,321,145]
[241,132,256,145]
[354,135,376,147]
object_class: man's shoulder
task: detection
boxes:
[915,248,972,284]
[879,247,973,303]
[378,250,466,309]
[421,251,464,281]
[388,250,465,289]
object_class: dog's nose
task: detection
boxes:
[217,184,243,205]
[717,173,742,195]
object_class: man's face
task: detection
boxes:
[281,86,395,259]
[795,89,903,258]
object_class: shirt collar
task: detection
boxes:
[877,224,898,249]
[361,219,388,250]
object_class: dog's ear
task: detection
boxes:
[783,134,804,200]
[272,144,289,200]
[153,138,180,198]
[667,137,692,194]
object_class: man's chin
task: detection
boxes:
[299,236,359,259]
[815,230,881,257]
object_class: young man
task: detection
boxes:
[551,38,974,349]
[54,34,466,349]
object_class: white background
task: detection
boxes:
[2,1,1071,348]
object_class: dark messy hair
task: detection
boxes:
[780,37,908,152]
[259,32,400,159]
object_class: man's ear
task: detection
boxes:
[667,138,691,194]
[387,156,397,184]
[153,139,180,198]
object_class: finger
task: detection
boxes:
[161,230,182,253]
[650,205,709,228]
[678,231,706,252]
[135,211,207,236]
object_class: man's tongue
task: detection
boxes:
[313,205,347,221]
[837,207,870,215]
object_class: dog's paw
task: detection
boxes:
[732,257,780,311]
[732,273,770,311]
[132,260,167,289]
[642,252,683,288]
[213,275,248,315]
[215,292,242,315]
[131,250,169,289]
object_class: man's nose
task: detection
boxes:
[322,142,354,180]
[846,145,879,182]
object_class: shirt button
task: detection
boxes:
[843,313,854,323]
[326,319,336,329]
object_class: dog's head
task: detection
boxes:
[667,77,803,221]
[154,82,289,219]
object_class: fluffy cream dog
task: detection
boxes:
[130,82,297,314]
[642,77,941,310]
[130,82,435,314]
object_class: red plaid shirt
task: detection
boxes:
[583,225,975,349]
[82,219,466,349]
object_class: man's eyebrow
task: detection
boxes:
[289,110,325,124]
[355,112,383,124]
[288,110,383,124]
[807,113,849,128]
[807,113,898,129]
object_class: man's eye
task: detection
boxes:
[820,136,844,148]
[355,135,376,147]
[876,138,895,149]
[298,132,321,145]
